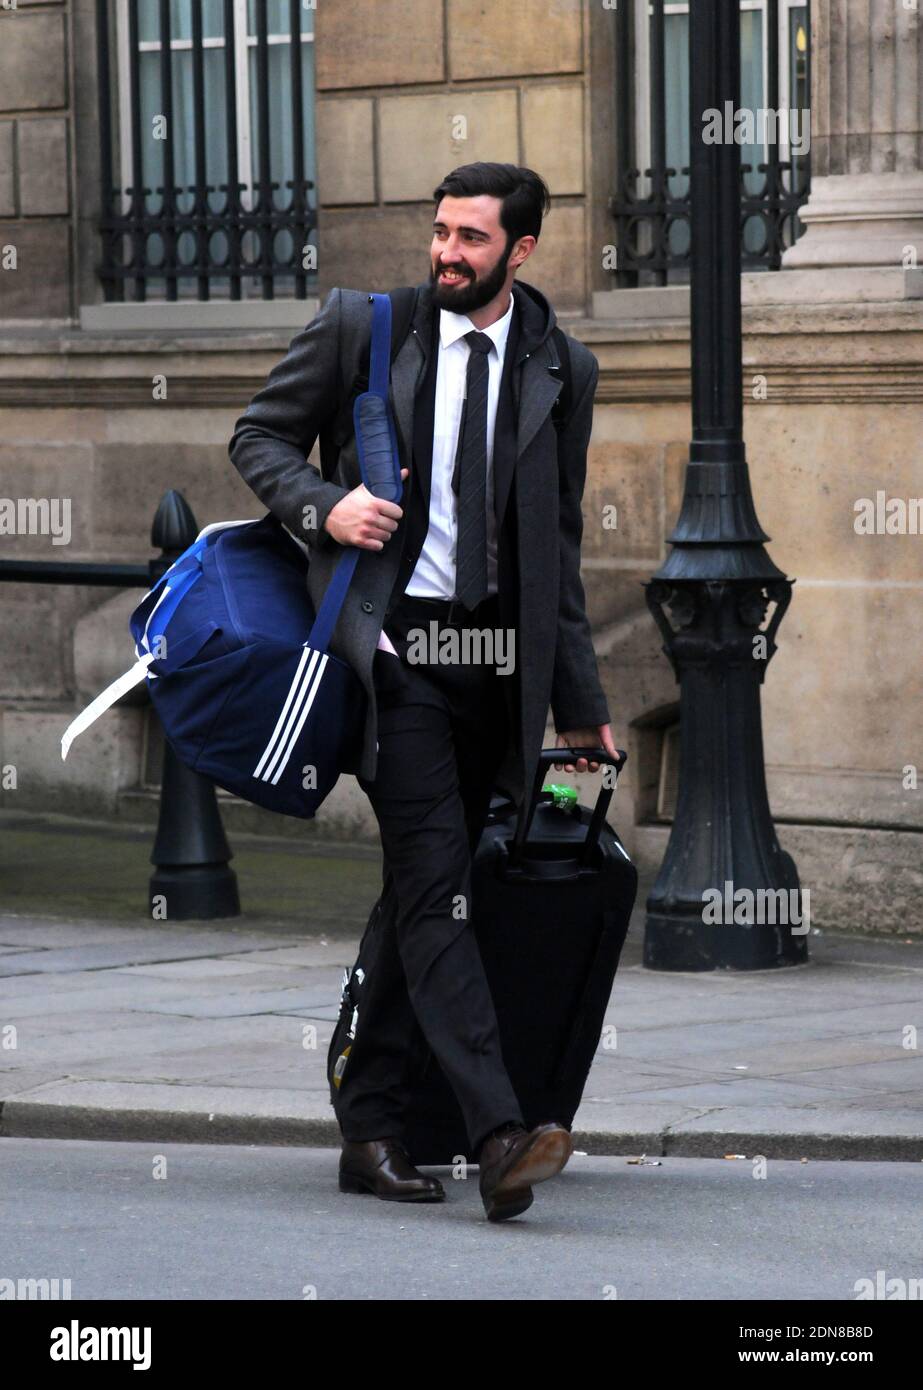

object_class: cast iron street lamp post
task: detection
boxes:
[643,0,806,970]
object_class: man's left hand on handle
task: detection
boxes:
[552,724,619,774]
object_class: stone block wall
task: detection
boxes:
[0,1,71,319]
[313,0,592,307]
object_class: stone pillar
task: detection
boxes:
[783,1,923,270]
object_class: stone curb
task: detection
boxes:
[3,1098,921,1163]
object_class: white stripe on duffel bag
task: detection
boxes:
[252,645,329,785]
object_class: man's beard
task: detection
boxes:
[430,241,512,314]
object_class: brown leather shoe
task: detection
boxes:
[478,1121,574,1222]
[339,1138,445,1202]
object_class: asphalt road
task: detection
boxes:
[2,1137,921,1301]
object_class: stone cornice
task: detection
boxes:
[0,378,259,407]
[4,363,923,407]
[591,361,923,404]
[3,299,923,405]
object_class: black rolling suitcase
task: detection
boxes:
[328,746,638,1167]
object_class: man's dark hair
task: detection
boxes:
[432,163,551,249]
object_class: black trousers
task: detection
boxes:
[336,590,525,1156]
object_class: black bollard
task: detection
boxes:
[146,491,240,921]
[149,743,240,921]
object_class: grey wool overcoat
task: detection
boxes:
[227,276,610,812]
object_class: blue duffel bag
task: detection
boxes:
[61,292,402,820]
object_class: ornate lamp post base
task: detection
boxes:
[644,578,806,971]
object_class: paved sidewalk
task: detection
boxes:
[2,904,922,1161]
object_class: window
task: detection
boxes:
[612,0,811,285]
[97,0,317,302]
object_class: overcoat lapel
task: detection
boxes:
[389,304,427,495]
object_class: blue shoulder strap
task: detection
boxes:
[307,293,399,653]
[353,295,403,504]
[368,291,391,396]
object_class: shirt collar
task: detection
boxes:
[439,290,515,357]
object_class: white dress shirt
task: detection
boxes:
[375,293,514,655]
[406,293,514,600]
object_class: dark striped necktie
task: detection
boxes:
[454,329,493,611]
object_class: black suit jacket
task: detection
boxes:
[228,278,610,809]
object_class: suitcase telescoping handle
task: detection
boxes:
[507,746,627,871]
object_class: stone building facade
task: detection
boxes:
[0,0,920,934]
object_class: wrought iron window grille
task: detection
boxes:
[95,0,317,303]
[610,0,811,286]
